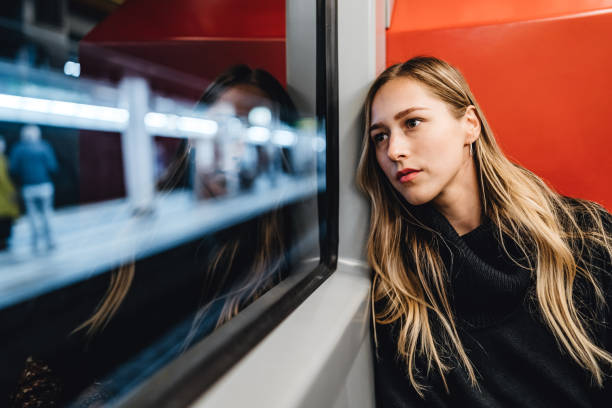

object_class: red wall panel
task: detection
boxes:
[390,0,612,31]
[388,4,612,208]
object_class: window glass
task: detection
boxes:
[0,1,324,406]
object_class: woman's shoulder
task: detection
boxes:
[561,195,610,217]
[561,196,612,289]
[555,195,609,269]
[558,196,611,239]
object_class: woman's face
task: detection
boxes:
[369,77,479,207]
[210,84,275,120]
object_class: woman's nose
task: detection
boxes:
[387,132,408,161]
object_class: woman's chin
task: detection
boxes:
[399,192,433,207]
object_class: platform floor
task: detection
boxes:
[0,175,320,309]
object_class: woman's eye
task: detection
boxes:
[405,118,422,129]
[372,133,388,144]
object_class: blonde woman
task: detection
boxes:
[357,56,612,407]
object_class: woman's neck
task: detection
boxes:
[432,158,482,236]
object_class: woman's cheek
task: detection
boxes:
[376,154,394,185]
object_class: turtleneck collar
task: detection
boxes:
[407,203,533,329]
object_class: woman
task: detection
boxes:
[357,56,612,407]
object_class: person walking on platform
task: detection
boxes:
[9,125,58,251]
[0,136,19,250]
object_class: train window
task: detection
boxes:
[0,1,337,407]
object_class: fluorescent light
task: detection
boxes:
[177,116,218,136]
[49,100,78,116]
[248,106,272,127]
[144,113,219,138]
[246,126,270,144]
[0,94,21,109]
[272,129,297,147]
[0,93,129,132]
[24,98,51,113]
[63,61,81,78]
[0,93,129,124]
[144,112,169,129]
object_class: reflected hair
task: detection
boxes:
[76,65,294,343]
[161,64,298,189]
[357,56,612,396]
[199,64,298,126]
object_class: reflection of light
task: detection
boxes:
[272,130,297,147]
[144,112,169,128]
[144,112,218,138]
[77,104,101,119]
[0,93,129,124]
[0,94,19,108]
[63,61,80,78]
[246,126,270,144]
[49,100,78,116]
[177,117,218,135]
[313,137,326,152]
[24,97,50,112]
[75,104,129,123]
[248,106,272,127]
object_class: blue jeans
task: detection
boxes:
[22,182,55,250]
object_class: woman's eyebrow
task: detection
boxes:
[369,123,386,133]
[369,107,428,132]
[394,107,428,120]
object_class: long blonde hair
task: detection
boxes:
[357,56,612,396]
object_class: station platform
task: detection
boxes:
[0,175,320,309]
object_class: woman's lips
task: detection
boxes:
[396,168,421,183]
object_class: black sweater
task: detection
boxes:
[374,204,612,408]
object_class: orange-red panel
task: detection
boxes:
[390,0,612,31]
[388,8,612,209]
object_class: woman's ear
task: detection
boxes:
[463,105,481,144]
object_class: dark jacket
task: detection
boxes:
[9,140,58,186]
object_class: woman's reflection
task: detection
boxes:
[9,65,302,407]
